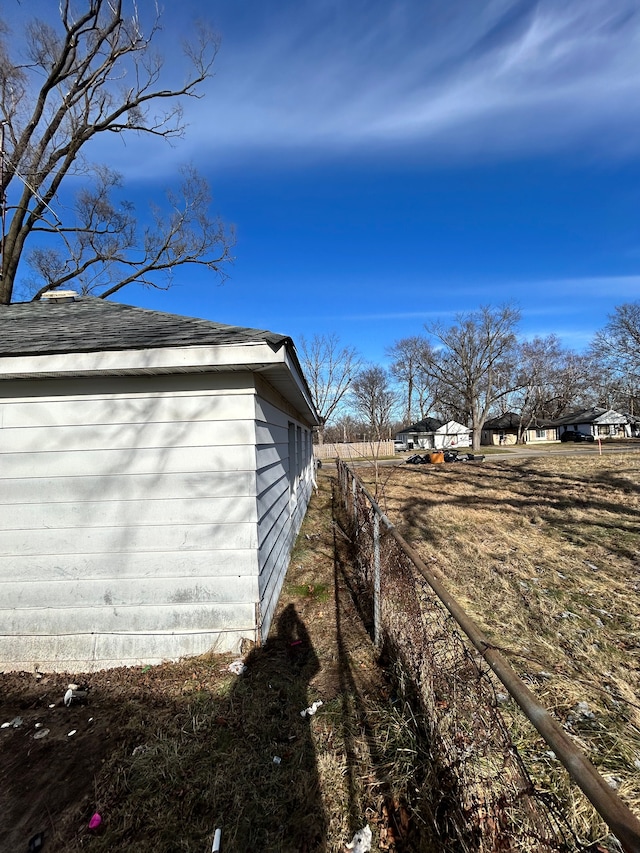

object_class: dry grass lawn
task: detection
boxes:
[356,451,640,842]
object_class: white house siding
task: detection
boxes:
[254,379,314,639]
[0,372,263,672]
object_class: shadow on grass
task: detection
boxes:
[65,607,327,853]
[217,603,327,851]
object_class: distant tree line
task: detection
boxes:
[300,302,640,451]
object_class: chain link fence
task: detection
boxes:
[335,460,640,853]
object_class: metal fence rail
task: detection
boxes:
[336,459,640,853]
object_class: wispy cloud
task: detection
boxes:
[95,0,640,179]
[518,275,640,299]
[180,0,640,163]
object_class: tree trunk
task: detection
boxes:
[471,414,482,451]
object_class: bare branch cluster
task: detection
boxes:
[350,365,397,441]
[299,333,362,443]
[386,335,440,424]
[590,302,640,415]
[0,1,230,303]
[417,305,521,450]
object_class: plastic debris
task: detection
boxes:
[0,722,10,729]
[28,832,44,852]
[88,813,102,830]
[9,716,23,728]
[272,755,282,765]
[573,701,595,720]
[211,827,222,852]
[64,685,88,707]
[228,660,247,676]
[68,729,77,737]
[300,700,323,718]
[346,825,372,852]
[33,729,50,740]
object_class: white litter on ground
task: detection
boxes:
[346,825,372,852]
[300,700,323,718]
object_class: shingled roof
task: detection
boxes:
[0,296,290,357]
[397,417,443,435]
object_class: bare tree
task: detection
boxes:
[422,305,521,451]
[386,335,439,425]
[590,302,640,416]
[350,366,397,441]
[506,336,593,441]
[322,414,366,444]
[0,1,233,304]
[299,333,362,444]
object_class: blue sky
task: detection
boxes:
[13,1,640,365]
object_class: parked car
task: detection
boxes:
[560,430,595,443]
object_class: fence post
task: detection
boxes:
[373,513,381,647]
[352,476,358,535]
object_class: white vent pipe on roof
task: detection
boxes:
[41,290,78,302]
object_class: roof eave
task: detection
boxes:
[0,341,319,425]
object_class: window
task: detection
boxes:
[288,422,296,496]
[536,429,546,439]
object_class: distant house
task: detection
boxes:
[0,294,318,672]
[481,412,558,446]
[550,408,630,440]
[396,418,471,450]
[626,414,640,438]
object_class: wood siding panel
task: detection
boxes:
[0,575,258,609]
[0,372,255,403]
[255,443,286,470]
[257,486,290,549]
[3,550,258,582]
[0,419,255,453]
[0,367,315,670]
[0,374,262,670]
[0,471,256,503]
[0,444,255,477]
[254,462,287,495]
[0,631,250,672]
[0,496,257,530]
[2,602,255,635]
[0,522,258,556]
[254,386,314,642]
[2,392,254,429]
[255,421,288,446]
